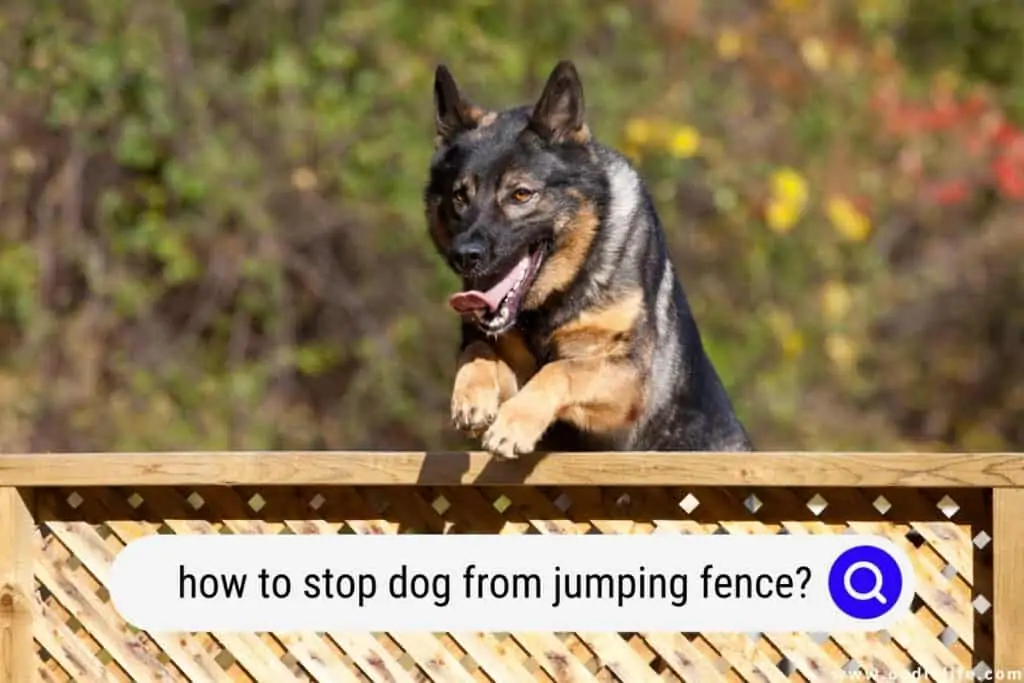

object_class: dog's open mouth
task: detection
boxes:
[448,248,545,333]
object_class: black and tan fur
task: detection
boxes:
[425,60,753,458]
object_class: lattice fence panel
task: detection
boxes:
[30,484,993,683]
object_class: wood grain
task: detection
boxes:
[0,487,35,683]
[1,451,1023,487]
[994,488,1024,671]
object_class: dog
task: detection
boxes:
[424,59,753,458]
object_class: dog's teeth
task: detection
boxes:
[478,267,529,334]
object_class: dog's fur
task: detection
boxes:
[425,60,753,458]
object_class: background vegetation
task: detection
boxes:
[0,0,1020,453]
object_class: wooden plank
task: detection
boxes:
[325,632,419,683]
[35,553,174,681]
[574,632,660,683]
[51,516,299,683]
[994,488,1024,670]
[36,663,64,683]
[446,632,538,683]
[34,597,115,682]
[386,632,476,683]
[279,521,418,683]
[2,452,1024,487]
[910,521,973,581]
[751,632,848,682]
[144,523,311,683]
[274,632,362,682]
[698,633,794,683]
[0,487,35,683]
[641,631,723,681]
[508,632,598,683]
[46,522,234,683]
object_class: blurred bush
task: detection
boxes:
[0,0,1019,452]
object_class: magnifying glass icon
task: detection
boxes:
[843,561,887,604]
[829,544,906,620]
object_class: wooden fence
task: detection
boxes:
[1,451,1023,682]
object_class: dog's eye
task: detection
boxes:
[452,188,469,207]
[510,188,536,203]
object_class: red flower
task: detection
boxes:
[926,179,972,206]
[926,100,961,131]
[993,155,1024,200]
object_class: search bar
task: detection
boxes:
[109,532,916,632]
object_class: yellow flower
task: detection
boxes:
[774,0,810,11]
[825,334,858,372]
[290,167,318,192]
[11,148,37,174]
[767,310,804,358]
[667,126,701,158]
[624,117,654,146]
[781,329,805,358]
[765,167,809,233]
[716,29,743,61]
[826,196,872,242]
[765,198,800,234]
[821,281,852,322]
[770,167,809,206]
[800,38,830,73]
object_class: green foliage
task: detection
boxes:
[900,0,1024,84]
[0,244,38,328]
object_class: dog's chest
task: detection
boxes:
[494,329,545,386]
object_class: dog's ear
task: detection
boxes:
[434,64,485,145]
[528,60,589,144]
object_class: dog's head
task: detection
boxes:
[425,60,605,335]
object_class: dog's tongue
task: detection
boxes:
[449,255,531,313]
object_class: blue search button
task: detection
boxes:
[828,544,904,620]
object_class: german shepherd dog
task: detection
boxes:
[425,60,753,458]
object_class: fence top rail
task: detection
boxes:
[0,451,1022,488]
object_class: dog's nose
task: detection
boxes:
[451,240,486,274]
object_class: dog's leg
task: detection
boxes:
[451,340,518,436]
[482,357,640,459]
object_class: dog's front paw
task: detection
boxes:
[451,378,500,437]
[482,398,550,460]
